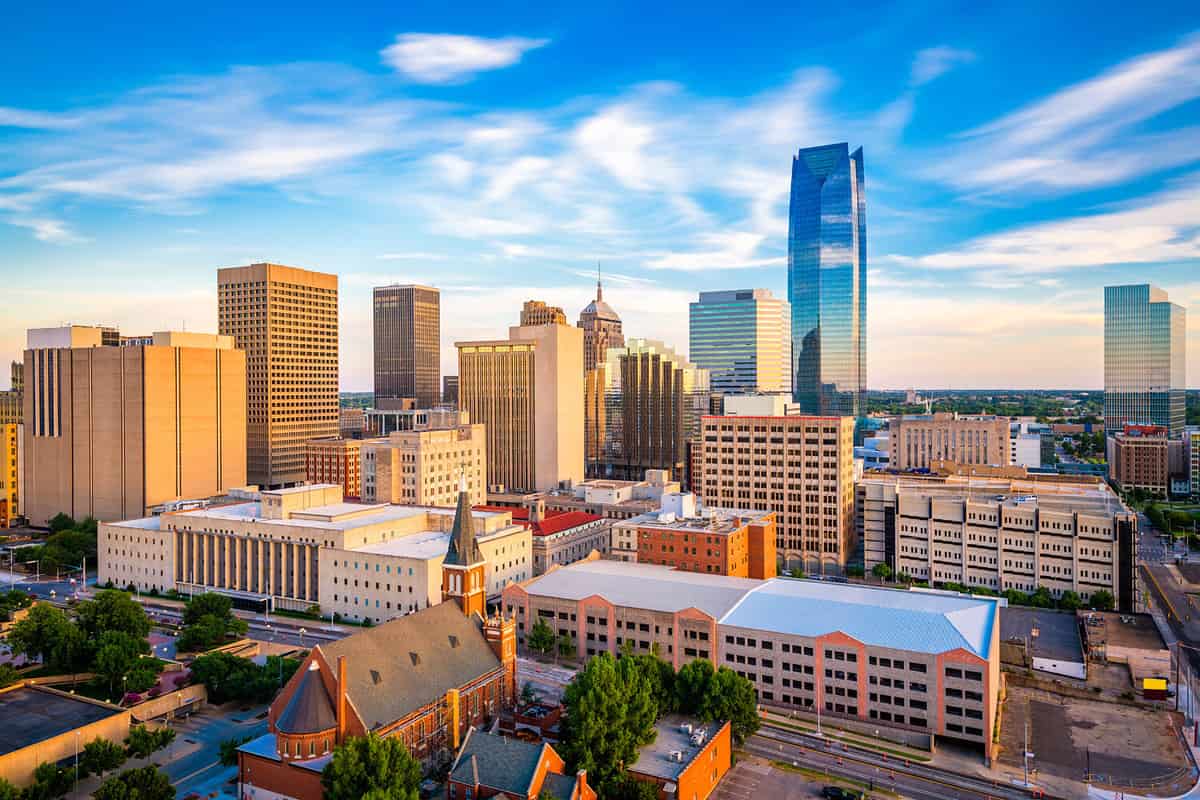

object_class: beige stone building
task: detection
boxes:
[361,422,487,506]
[857,474,1137,610]
[23,328,247,526]
[457,324,584,493]
[889,413,1011,472]
[694,403,856,575]
[520,300,567,327]
[98,484,530,624]
[218,263,339,489]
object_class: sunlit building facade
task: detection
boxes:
[788,143,866,418]
[689,289,791,395]
[1103,284,1186,437]
[374,284,441,410]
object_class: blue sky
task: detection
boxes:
[2,0,1198,390]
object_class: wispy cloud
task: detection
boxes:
[380,33,549,84]
[9,216,86,243]
[910,46,975,86]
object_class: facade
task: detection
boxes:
[98,484,531,622]
[689,289,791,395]
[23,329,247,527]
[218,263,339,489]
[477,501,609,575]
[592,338,709,482]
[238,602,517,800]
[361,422,487,506]
[1104,284,1187,437]
[457,324,584,493]
[503,560,1002,757]
[1107,425,1184,498]
[338,408,367,439]
[520,300,568,327]
[579,279,625,465]
[889,413,1012,472]
[447,729,595,800]
[374,284,441,410]
[305,438,364,499]
[611,492,777,579]
[0,424,20,527]
[788,143,867,418]
[858,474,1137,611]
[628,716,731,800]
[1191,431,1200,500]
[365,406,463,437]
[443,375,459,406]
[694,413,856,575]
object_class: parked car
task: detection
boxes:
[821,788,864,800]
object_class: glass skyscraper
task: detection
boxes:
[689,289,791,395]
[1104,284,1186,436]
[787,143,866,418]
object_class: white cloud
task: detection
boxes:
[646,231,784,271]
[380,33,549,84]
[9,216,86,244]
[910,46,975,86]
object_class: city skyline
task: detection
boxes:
[1,5,1199,391]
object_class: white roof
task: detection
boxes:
[354,531,450,560]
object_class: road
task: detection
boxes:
[163,704,269,798]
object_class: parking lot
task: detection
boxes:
[710,757,855,800]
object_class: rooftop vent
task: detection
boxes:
[409,652,421,666]
[449,635,460,649]
[370,669,382,685]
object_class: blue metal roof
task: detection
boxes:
[719,579,1001,660]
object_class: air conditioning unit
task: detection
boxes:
[680,723,693,734]
[670,751,684,762]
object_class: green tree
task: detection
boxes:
[632,652,676,715]
[177,593,248,652]
[520,682,539,706]
[1030,587,1054,609]
[93,766,175,800]
[525,616,555,655]
[7,602,75,668]
[219,734,255,766]
[320,733,420,800]
[845,565,865,578]
[872,563,893,582]
[0,589,33,622]
[556,635,576,660]
[81,737,127,776]
[47,513,76,533]
[604,775,660,800]
[674,660,759,745]
[0,777,18,800]
[94,631,151,699]
[0,664,19,689]
[27,762,70,800]
[77,590,150,641]
[124,725,175,759]
[189,652,299,704]
[1057,591,1082,611]
[787,567,804,579]
[1089,589,1115,611]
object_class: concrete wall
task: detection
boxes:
[0,690,130,788]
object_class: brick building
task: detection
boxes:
[628,716,731,800]
[446,729,594,800]
[304,437,364,499]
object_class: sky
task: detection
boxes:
[1,0,1198,391]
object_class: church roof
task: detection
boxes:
[445,479,482,566]
[276,662,337,735]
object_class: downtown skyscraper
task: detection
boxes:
[689,289,791,395]
[1104,284,1186,436]
[787,143,866,418]
[373,284,441,409]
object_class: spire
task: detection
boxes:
[445,470,480,566]
[596,261,603,302]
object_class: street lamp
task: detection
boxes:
[298,628,307,648]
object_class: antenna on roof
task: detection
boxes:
[596,261,603,302]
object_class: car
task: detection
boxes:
[820,788,864,800]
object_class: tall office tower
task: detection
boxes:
[578,276,624,373]
[889,412,1012,471]
[0,423,19,527]
[10,362,21,394]
[689,289,791,395]
[373,284,441,410]
[22,328,247,526]
[593,338,710,482]
[457,324,584,492]
[218,263,339,489]
[788,143,867,417]
[520,300,567,327]
[1104,284,1186,436]
[442,375,459,406]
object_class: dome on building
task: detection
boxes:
[581,278,621,322]
[276,662,336,736]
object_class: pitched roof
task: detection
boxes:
[475,506,602,537]
[276,662,336,735]
[445,487,482,566]
[541,772,579,800]
[316,603,501,730]
[449,729,546,796]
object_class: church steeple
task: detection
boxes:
[445,472,481,567]
[442,472,486,617]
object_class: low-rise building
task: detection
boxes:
[338,408,368,439]
[889,413,1012,472]
[1107,424,1187,498]
[999,607,1086,680]
[365,406,464,437]
[857,473,1137,611]
[490,470,681,522]
[1191,429,1200,500]
[477,501,608,575]
[611,493,776,579]
[503,560,1002,758]
[447,728,595,800]
[305,437,364,499]
[98,484,530,624]
[361,422,486,506]
[628,716,730,800]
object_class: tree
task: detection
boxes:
[1057,591,1082,612]
[93,766,175,800]
[77,590,150,641]
[0,778,18,800]
[81,737,127,776]
[189,652,300,704]
[320,733,420,800]
[0,589,33,622]
[94,631,150,699]
[177,593,248,652]
[26,762,70,800]
[556,635,576,660]
[526,617,555,655]
[0,664,19,689]
[219,735,255,766]
[872,563,893,582]
[787,567,805,579]
[47,513,76,533]
[631,653,675,715]
[845,565,865,578]
[674,660,759,745]
[520,682,539,706]
[1030,587,1054,609]
[7,602,75,668]
[1089,590,1115,611]
[125,725,175,759]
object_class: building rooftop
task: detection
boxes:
[354,530,453,560]
[629,715,726,782]
[863,473,1130,518]
[449,729,550,796]
[517,560,761,619]
[720,580,1001,660]
[475,506,603,537]
[0,686,125,756]
[1000,607,1085,664]
[276,663,337,735]
[618,507,773,535]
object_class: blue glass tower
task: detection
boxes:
[788,143,866,418]
[1104,284,1186,436]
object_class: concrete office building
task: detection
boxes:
[579,278,625,465]
[0,363,18,426]
[694,408,855,575]
[689,289,791,395]
[338,408,367,439]
[457,324,584,493]
[374,284,441,410]
[365,406,462,437]
[486,469,682,523]
[305,438,365,499]
[889,413,1012,472]
[98,484,530,623]
[592,338,709,482]
[1104,284,1186,436]
[443,375,459,406]
[503,559,1002,757]
[218,263,338,489]
[361,422,486,506]
[858,474,1137,610]
[611,492,777,579]
[23,328,247,526]
[520,300,568,327]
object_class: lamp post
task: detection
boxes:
[298,627,307,648]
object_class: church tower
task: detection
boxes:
[442,473,487,617]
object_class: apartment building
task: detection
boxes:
[611,492,777,579]
[519,300,568,327]
[889,413,1011,472]
[23,328,247,526]
[218,263,338,489]
[305,438,364,499]
[360,422,486,506]
[98,484,530,624]
[858,474,1137,611]
[1107,424,1186,498]
[693,406,855,575]
[502,559,1001,758]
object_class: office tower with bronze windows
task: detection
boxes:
[788,143,866,418]
[1104,284,1186,436]
[689,289,791,395]
[578,278,624,464]
[218,263,338,489]
[373,284,441,410]
[520,300,567,327]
